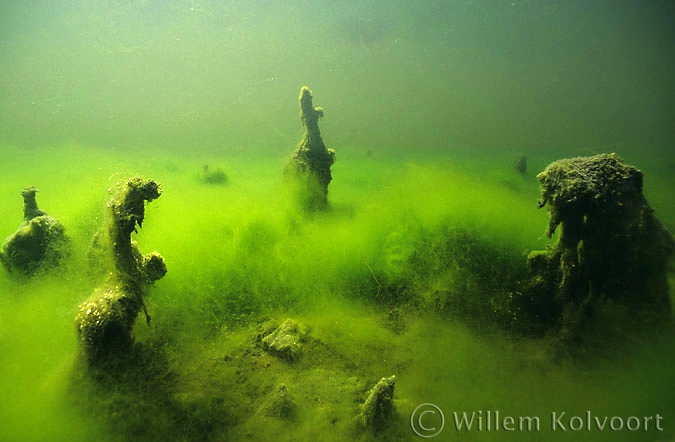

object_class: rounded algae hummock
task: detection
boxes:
[0,186,69,276]
[199,164,228,185]
[285,86,336,212]
[76,178,167,365]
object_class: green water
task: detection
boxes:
[1,1,674,441]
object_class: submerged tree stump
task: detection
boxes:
[286,86,336,211]
[358,375,397,433]
[526,153,674,344]
[0,187,69,276]
[76,178,167,364]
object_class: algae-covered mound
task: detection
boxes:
[0,186,69,276]
[527,153,674,343]
[286,86,336,211]
[76,178,167,364]
[259,318,305,362]
[358,375,397,433]
[199,164,228,185]
[257,383,297,420]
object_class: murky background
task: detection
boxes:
[1,1,673,441]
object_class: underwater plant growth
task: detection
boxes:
[0,145,672,442]
[1,0,674,439]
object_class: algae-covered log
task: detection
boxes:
[0,187,69,276]
[76,178,166,364]
[526,153,674,343]
[286,86,336,211]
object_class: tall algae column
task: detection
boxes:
[0,187,69,276]
[76,178,167,364]
[286,86,336,211]
[527,154,674,343]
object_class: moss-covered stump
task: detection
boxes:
[358,375,397,433]
[514,152,527,174]
[76,178,167,364]
[527,153,674,344]
[0,187,69,276]
[76,286,140,360]
[285,86,336,211]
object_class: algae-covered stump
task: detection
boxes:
[76,178,167,364]
[0,187,69,276]
[286,86,336,211]
[515,152,527,175]
[526,153,674,344]
[358,375,397,433]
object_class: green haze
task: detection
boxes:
[1,0,674,157]
[0,1,674,441]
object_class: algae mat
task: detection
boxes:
[0,145,673,442]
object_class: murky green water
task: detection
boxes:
[1,1,674,441]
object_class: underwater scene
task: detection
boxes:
[1,1,674,441]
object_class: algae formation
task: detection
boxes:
[259,318,304,362]
[1,147,673,442]
[514,152,527,175]
[76,178,167,364]
[200,164,228,185]
[527,153,674,344]
[286,86,336,211]
[257,383,297,420]
[0,186,69,276]
[358,375,397,433]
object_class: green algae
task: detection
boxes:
[0,145,673,442]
